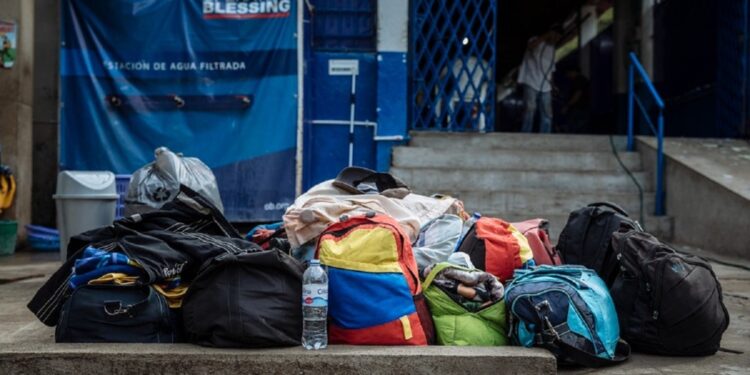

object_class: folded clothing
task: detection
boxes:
[152,279,189,308]
[422,264,504,312]
[283,179,467,249]
[88,272,188,308]
[70,247,145,289]
[87,273,139,286]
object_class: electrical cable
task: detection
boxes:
[609,134,646,229]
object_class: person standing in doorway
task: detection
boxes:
[518,25,563,133]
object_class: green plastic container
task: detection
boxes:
[0,220,18,256]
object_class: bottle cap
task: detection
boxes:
[310,259,320,265]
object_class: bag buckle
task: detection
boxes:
[536,300,560,341]
[104,301,130,316]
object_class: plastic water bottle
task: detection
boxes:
[302,259,328,350]
[455,212,482,250]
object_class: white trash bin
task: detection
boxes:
[54,171,119,259]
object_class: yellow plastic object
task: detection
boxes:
[0,174,16,212]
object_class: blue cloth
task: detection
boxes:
[69,247,144,289]
[73,247,135,273]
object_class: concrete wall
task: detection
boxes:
[32,0,59,227]
[0,0,34,242]
[637,138,750,258]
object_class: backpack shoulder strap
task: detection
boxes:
[536,309,630,368]
[555,336,631,368]
[539,321,630,367]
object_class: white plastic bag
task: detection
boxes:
[412,214,464,272]
[126,147,224,214]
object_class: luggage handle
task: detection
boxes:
[587,202,629,217]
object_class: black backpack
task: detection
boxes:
[556,202,641,286]
[611,229,730,356]
[182,248,305,348]
[56,284,180,343]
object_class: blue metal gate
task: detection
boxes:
[411,0,497,132]
[717,0,750,138]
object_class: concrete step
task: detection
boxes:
[433,189,656,216]
[393,147,642,172]
[391,167,652,193]
[479,212,674,242]
[409,132,628,152]
[0,344,556,375]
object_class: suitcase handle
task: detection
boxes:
[587,202,629,217]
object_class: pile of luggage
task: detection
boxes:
[27,166,730,368]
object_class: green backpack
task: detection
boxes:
[422,262,508,346]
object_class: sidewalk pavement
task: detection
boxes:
[1,249,748,374]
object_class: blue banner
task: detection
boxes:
[61,0,298,221]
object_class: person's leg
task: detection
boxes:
[539,90,553,133]
[520,85,536,133]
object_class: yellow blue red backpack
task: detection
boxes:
[315,212,435,345]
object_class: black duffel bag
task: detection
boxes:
[56,284,179,343]
[611,229,730,356]
[182,248,304,348]
[556,202,641,286]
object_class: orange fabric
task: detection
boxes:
[328,311,428,345]
[475,218,522,282]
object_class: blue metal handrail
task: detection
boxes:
[627,52,665,216]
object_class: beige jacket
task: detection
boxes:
[283,180,465,248]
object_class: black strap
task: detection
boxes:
[588,202,629,217]
[554,337,631,368]
[537,318,630,368]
